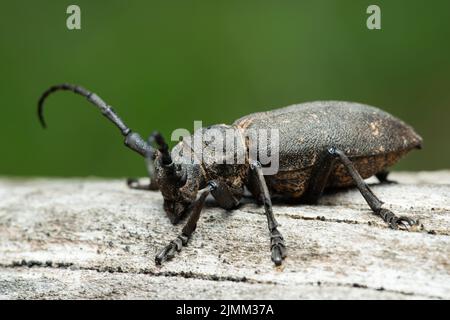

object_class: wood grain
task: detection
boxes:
[0,172,449,299]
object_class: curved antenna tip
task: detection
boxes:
[37,101,47,129]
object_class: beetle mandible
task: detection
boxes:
[37,84,423,266]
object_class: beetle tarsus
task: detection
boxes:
[155,234,188,265]
[271,228,287,266]
[378,208,418,230]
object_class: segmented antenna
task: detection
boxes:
[37,83,153,158]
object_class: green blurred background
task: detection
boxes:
[0,0,449,177]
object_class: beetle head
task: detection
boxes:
[153,124,247,224]
[154,151,202,224]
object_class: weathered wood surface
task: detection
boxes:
[0,171,449,300]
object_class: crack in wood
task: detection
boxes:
[1,174,449,299]
[0,260,269,285]
[241,207,450,236]
[0,261,443,299]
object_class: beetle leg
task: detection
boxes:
[330,148,419,231]
[375,170,397,184]
[302,148,338,204]
[210,180,242,210]
[155,182,216,265]
[250,161,286,266]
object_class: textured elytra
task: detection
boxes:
[233,101,422,171]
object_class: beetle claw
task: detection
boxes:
[155,236,185,265]
[388,215,418,231]
[379,208,418,231]
[155,243,176,265]
[395,216,418,231]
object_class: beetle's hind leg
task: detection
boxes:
[375,170,397,185]
[127,131,166,191]
[304,148,418,231]
[250,161,286,266]
[332,148,419,230]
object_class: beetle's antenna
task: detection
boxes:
[37,83,154,158]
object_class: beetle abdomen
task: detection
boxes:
[266,149,409,198]
[234,101,422,171]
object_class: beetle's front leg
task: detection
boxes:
[250,161,286,266]
[155,182,217,265]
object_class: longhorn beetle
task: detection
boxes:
[37,84,423,266]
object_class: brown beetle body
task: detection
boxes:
[233,101,422,198]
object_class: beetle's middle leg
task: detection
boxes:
[250,161,286,266]
[305,147,417,230]
[210,180,242,210]
[302,148,338,204]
